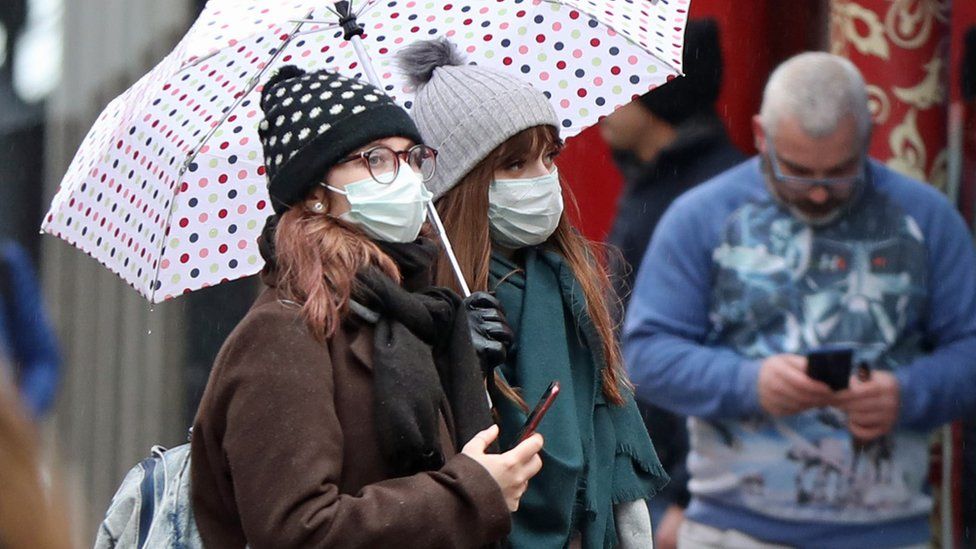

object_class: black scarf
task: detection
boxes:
[354,240,493,477]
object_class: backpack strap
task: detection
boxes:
[136,457,159,549]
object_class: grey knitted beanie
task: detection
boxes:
[397,38,558,200]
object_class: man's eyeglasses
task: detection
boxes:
[335,144,438,184]
[766,140,862,191]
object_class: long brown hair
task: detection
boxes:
[0,382,72,549]
[272,204,400,340]
[434,126,631,405]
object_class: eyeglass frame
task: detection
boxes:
[765,138,863,190]
[334,144,438,185]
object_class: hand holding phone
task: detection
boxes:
[512,381,560,447]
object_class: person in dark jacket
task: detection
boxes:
[190,66,544,549]
[0,240,60,418]
[598,18,745,549]
[601,19,745,302]
[399,39,668,549]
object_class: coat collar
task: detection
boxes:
[344,302,375,371]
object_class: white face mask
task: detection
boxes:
[327,167,433,243]
[488,167,564,249]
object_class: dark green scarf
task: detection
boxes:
[489,249,668,549]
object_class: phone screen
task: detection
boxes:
[806,348,854,391]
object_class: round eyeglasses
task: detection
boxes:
[336,144,438,184]
[766,139,862,192]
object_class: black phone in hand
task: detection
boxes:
[806,348,854,391]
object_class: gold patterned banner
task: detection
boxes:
[830,0,950,189]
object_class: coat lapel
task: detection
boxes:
[343,313,374,372]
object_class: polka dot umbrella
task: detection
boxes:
[41,0,689,302]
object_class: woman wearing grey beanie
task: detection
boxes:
[399,39,669,549]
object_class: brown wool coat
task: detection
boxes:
[191,288,511,548]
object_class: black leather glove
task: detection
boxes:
[463,291,515,377]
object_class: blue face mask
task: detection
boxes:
[488,168,564,249]
[327,167,433,243]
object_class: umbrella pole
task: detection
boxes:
[350,35,383,91]
[424,202,471,296]
[337,1,472,297]
[337,3,489,410]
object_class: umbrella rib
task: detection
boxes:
[179,49,224,73]
[540,0,683,76]
[176,5,337,76]
[150,10,319,301]
[354,0,372,18]
[293,24,341,40]
[321,4,342,19]
[288,19,340,26]
[181,13,316,171]
[290,2,375,28]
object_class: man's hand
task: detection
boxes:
[758,354,834,416]
[654,504,685,549]
[832,370,900,441]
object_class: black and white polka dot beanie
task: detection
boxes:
[258,65,423,214]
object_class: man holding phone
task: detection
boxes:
[623,52,976,548]
[758,352,900,443]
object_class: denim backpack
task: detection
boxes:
[93,441,204,548]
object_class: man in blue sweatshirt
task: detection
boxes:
[622,52,976,548]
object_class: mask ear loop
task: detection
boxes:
[306,182,343,216]
[319,181,349,196]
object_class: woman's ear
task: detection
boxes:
[304,185,330,213]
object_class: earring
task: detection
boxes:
[312,202,325,213]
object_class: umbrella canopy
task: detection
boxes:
[42,0,689,302]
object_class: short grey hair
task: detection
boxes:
[759,52,872,144]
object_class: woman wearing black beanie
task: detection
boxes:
[190,66,543,548]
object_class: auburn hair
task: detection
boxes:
[272,203,400,340]
[434,126,632,406]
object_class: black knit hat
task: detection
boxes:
[258,66,424,214]
[639,18,723,126]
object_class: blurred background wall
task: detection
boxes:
[38,0,191,542]
[1,0,256,543]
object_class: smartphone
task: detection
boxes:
[806,348,854,391]
[512,381,560,447]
